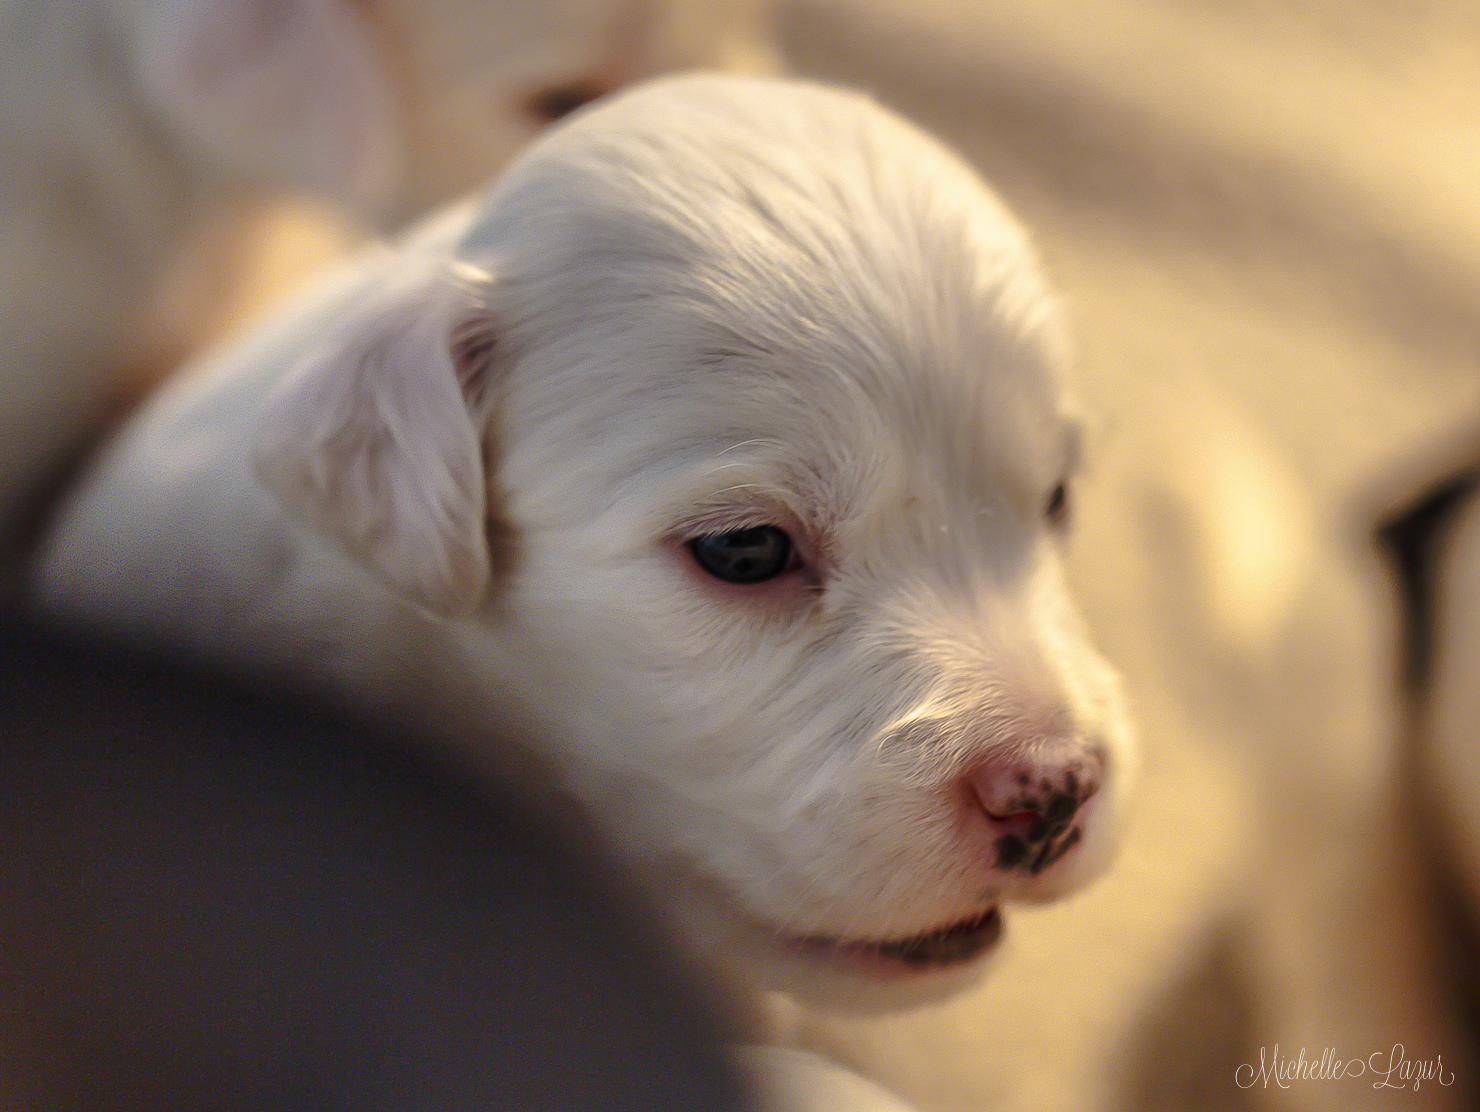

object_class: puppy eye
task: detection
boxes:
[1044,480,1072,529]
[524,80,609,124]
[688,526,793,584]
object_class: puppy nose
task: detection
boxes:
[962,748,1102,875]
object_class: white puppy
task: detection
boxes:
[0,0,773,552]
[36,75,1136,1013]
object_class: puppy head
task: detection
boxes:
[255,75,1137,1008]
[121,0,776,218]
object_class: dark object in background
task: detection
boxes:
[0,614,751,1112]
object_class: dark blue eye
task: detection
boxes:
[688,526,793,584]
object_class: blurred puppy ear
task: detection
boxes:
[134,0,400,207]
[253,262,503,615]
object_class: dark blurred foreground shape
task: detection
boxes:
[0,613,752,1112]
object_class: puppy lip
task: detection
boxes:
[682,868,1004,977]
[780,905,1003,972]
[688,757,1111,978]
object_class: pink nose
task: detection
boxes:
[962,749,1103,875]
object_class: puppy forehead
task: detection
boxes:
[469,76,1073,505]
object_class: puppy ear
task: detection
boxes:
[133,0,399,207]
[253,264,501,615]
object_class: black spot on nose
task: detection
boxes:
[995,834,1028,869]
[1029,826,1080,874]
[1044,792,1077,826]
[982,756,1102,875]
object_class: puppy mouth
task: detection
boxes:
[780,906,1003,971]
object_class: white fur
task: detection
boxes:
[36,77,1137,1017]
[0,0,776,546]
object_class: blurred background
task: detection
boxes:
[5,0,1480,1109]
